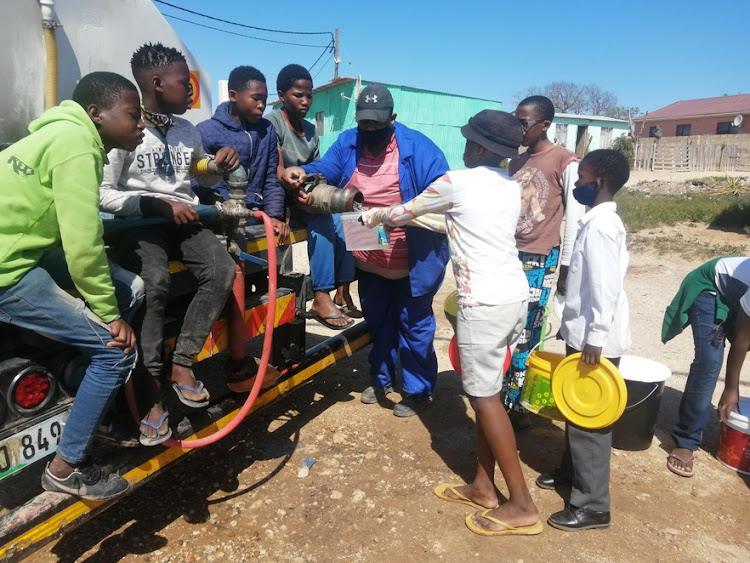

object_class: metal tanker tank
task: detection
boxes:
[0,0,212,144]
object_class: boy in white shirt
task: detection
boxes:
[362,110,542,537]
[541,149,631,532]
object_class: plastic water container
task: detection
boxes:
[717,397,750,475]
[341,212,388,251]
[520,350,565,421]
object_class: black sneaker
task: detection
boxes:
[360,385,394,404]
[41,463,130,501]
[393,393,432,417]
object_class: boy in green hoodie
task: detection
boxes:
[0,71,145,500]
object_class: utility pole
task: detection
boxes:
[333,28,340,81]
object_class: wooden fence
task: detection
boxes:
[634,136,750,172]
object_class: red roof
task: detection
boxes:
[637,93,750,121]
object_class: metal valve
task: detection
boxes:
[298,173,364,215]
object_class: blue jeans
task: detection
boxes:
[0,267,137,465]
[108,264,146,324]
[38,248,145,324]
[302,212,355,291]
[671,290,726,451]
[358,270,439,395]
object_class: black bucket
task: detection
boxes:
[612,356,671,451]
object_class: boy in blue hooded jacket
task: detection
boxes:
[193,66,288,242]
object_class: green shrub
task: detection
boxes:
[612,135,635,168]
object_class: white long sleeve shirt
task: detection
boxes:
[560,201,630,357]
[561,161,585,266]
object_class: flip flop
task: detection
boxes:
[139,411,172,446]
[172,380,210,408]
[336,303,364,319]
[667,452,695,478]
[227,360,281,393]
[434,483,498,511]
[307,311,354,331]
[465,509,544,537]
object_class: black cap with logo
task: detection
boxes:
[355,84,394,123]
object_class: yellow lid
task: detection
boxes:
[551,353,627,429]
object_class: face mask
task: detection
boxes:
[573,183,597,207]
[359,125,393,149]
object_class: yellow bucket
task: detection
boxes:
[520,350,565,421]
[443,290,458,332]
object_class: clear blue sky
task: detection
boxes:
[159,0,750,115]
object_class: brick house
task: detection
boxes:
[634,93,750,138]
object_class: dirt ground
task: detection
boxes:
[33,173,750,562]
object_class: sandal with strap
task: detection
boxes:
[139,411,172,446]
[434,483,498,511]
[337,303,363,319]
[465,509,544,536]
[172,380,210,408]
[667,451,695,477]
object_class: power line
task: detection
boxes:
[163,14,329,48]
[312,54,334,81]
[309,41,334,71]
[155,0,332,39]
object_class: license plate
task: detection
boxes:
[0,411,68,481]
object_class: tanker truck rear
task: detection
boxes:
[0,2,369,559]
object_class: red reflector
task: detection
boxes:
[14,372,51,409]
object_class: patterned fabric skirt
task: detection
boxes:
[501,246,560,411]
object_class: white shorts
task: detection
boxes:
[457,300,528,398]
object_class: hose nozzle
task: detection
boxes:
[299,174,364,214]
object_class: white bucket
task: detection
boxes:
[617,355,672,383]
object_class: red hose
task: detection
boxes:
[125,210,277,449]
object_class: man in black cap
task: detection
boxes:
[359,110,543,536]
[283,83,449,417]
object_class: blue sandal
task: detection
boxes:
[172,381,210,408]
[139,411,172,446]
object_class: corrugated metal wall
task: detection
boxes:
[307,80,503,171]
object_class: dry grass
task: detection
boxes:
[628,231,747,260]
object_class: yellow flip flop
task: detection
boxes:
[433,483,497,511]
[465,509,544,536]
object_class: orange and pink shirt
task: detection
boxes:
[346,135,409,278]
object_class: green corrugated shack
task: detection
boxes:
[271,77,503,171]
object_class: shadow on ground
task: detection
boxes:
[418,369,566,485]
[50,350,367,562]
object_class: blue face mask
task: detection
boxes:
[573,183,597,207]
